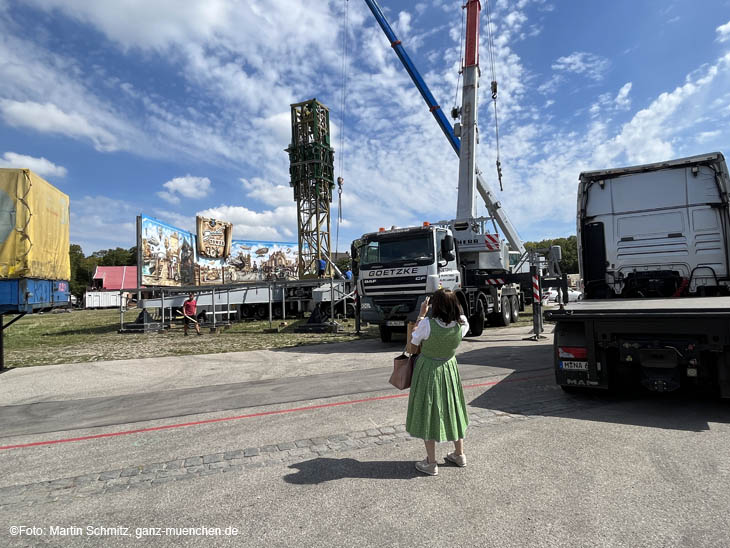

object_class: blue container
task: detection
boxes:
[0,279,70,314]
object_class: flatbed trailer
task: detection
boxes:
[126,278,354,332]
[545,297,730,397]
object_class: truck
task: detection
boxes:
[0,168,70,368]
[356,222,524,341]
[356,0,545,342]
[546,152,730,398]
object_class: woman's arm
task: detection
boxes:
[411,317,431,345]
[411,297,431,345]
[458,314,469,337]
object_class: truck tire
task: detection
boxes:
[255,304,268,320]
[510,295,519,323]
[468,299,485,337]
[493,296,511,327]
[379,325,392,343]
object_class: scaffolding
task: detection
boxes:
[286,99,335,278]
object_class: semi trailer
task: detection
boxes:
[546,152,730,397]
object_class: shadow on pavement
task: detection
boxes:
[468,369,730,432]
[272,339,395,355]
[283,458,419,484]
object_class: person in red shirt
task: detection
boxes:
[183,293,201,336]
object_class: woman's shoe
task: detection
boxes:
[415,459,438,476]
[445,452,467,467]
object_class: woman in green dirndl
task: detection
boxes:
[406,288,470,476]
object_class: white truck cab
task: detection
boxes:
[356,224,459,341]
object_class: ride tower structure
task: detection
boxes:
[286,99,336,278]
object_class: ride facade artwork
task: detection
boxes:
[138,215,299,287]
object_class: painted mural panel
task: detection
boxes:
[195,256,225,285]
[138,215,298,286]
[139,216,195,286]
[196,216,232,259]
[224,241,298,282]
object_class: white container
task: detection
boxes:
[84,291,121,309]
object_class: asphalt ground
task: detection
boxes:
[1,325,729,547]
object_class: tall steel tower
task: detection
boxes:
[286,99,335,278]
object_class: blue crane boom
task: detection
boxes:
[363,0,460,155]
[362,0,526,254]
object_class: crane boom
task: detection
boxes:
[363,0,525,255]
[455,0,480,220]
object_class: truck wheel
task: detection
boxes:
[510,295,519,323]
[379,325,392,343]
[255,304,268,320]
[494,296,511,327]
[468,299,485,337]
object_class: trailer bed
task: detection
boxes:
[546,296,730,319]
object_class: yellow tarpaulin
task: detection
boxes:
[0,168,70,280]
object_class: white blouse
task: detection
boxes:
[411,315,470,345]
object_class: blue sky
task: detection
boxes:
[0,0,729,255]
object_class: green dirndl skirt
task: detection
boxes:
[405,354,469,442]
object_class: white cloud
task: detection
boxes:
[593,54,729,165]
[24,0,232,52]
[0,152,67,178]
[717,20,730,42]
[696,130,721,143]
[197,204,298,241]
[488,51,730,241]
[241,177,292,208]
[614,82,632,109]
[552,52,609,81]
[0,100,118,151]
[157,176,212,204]
[70,196,138,253]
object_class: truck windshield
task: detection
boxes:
[360,233,434,268]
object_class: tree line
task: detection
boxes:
[524,235,579,274]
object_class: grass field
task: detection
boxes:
[3,309,379,368]
[2,307,538,369]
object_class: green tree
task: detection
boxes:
[92,247,133,266]
[69,245,138,298]
[335,255,351,273]
[69,244,86,298]
[524,235,579,273]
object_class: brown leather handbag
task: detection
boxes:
[390,350,417,390]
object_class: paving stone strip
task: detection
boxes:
[0,399,599,509]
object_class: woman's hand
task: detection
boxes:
[419,296,430,317]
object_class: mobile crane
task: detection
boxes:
[356,0,550,342]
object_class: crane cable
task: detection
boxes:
[484,0,503,191]
[335,0,349,257]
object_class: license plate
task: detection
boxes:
[386,321,404,327]
[561,360,589,370]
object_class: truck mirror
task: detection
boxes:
[441,235,456,262]
[551,245,562,261]
[442,235,454,252]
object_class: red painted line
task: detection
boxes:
[0,373,552,451]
